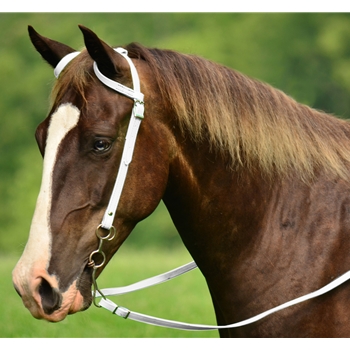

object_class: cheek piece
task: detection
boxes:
[54,48,144,231]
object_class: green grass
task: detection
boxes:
[1,247,218,338]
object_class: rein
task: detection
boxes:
[97,263,350,331]
[54,50,350,331]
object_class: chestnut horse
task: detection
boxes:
[12,25,350,337]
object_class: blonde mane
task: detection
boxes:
[127,43,350,181]
[54,44,350,182]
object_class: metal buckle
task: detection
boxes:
[134,100,145,119]
[114,305,131,319]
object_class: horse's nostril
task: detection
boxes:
[39,278,62,315]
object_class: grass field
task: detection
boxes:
[1,246,219,338]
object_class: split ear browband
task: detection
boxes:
[54,51,80,78]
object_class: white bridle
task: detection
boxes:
[55,48,144,231]
[53,49,350,332]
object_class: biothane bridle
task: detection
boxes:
[53,48,350,331]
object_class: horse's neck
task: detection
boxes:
[161,117,350,335]
[163,137,271,267]
[164,140,350,328]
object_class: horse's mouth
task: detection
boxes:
[74,264,94,312]
[14,263,94,322]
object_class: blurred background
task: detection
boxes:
[2,12,350,338]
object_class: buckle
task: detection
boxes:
[115,305,131,319]
[134,100,145,119]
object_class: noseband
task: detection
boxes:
[53,49,350,332]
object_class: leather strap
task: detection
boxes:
[96,261,197,297]
[98,268,350,331]
[54,51,80,78]
[93,48,144,103]
[96,49,144,230]
[54,48,145,231]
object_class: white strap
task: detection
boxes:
[54,48,145,230]
[54,48,143,102]
[100,106,144,229]
[54,51,80,78]
[93,62,144,102]
[97,48,144,230]
[97,261,197,297]
[98,268,350,331]
[93,48,144,102]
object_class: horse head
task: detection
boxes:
[12,25,171,322]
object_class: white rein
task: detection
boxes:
[54,49,350,331]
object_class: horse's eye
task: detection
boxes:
[93,139,111,153]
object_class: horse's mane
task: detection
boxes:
[127,43,350,182]
[53,43,350,182]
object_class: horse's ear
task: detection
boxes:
[78,25,129,80]
[28,25,76,68]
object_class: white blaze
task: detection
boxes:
[16,104,80,277]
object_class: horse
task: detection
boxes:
[12,24,350,337]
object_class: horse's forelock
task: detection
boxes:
[51,50,94,107]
